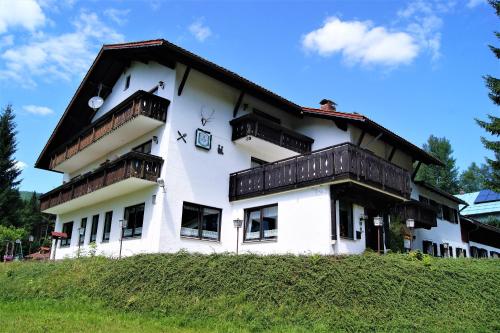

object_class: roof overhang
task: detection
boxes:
[414,181,468,205]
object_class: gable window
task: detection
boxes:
[244,204,278,242]
[79,218,87,245]
[124,75,131,90]
[180,202,221,241]
[60,222,73,247]
[133,140,152,154]
[90,215,99,243]
[123,203,145,238]
[251,157,267,168]
[339,200,354,239]
[102,211,113,242]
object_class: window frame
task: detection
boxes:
[123,203,145,239]
[243,204,278,242]
[102,211,113,242]
[132,140,152,154]
[79,218,87,245]
[60,221,73,247]
[338,199,354,240]
[180,202,222,241]
[90,214,99,243]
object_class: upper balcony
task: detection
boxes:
[230,113,314,161]
[49,90,170,174]
[40,151,163,215]
[229,142,411,202]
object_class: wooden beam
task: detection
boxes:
[362,132,383,149]
[412,161,422,180]
[233,91,245,118]
[333,119,348,131]
[388,146,396,162]
[177,66,191,96]
[356,131,365,146]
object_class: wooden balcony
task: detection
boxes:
[230,114,314,159]
[229,142,411,201]
[49,90,169,173]
[393,201,438,229]
[40,152,163,214]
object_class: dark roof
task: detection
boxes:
[35,39,443,170]
[414,181,468,205]
[474,189,500,204]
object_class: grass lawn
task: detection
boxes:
[0,299,199,333]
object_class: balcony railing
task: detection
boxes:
[229,142,411,201]
[393,201,438,229]
[40,152,163,211]
[230,114,314,154]
[49,90,169,170]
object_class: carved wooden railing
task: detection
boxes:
[229,142,411,201]
[49,90,170,170]
[230,114,314,154]
[41,152,163,211]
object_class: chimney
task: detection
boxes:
[320,99,337,112]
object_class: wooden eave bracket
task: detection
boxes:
[177,66,191,96]
[233,91,245,118]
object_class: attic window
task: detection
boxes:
[124,75,131,90]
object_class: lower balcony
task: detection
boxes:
[393,201,438,229]
[229,142,411,201]
[40,152,163,215]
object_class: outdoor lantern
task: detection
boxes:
[233,218,243,229]
[28,235,34,242]
[15,239,21,244]
[373,216,383,227]
[443,242,449,249]
[406,218,415,229]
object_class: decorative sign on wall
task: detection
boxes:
[177,131,187,143]
[195,128,212,150]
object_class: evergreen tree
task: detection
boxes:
[416,135,459,194]
[0,105,22,227]
[20,192,42,232]
[476,0,500,192]
[459,162,490,193]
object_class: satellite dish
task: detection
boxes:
[88,96,104,111]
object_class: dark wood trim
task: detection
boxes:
[356,131,365,146]
[330,187,337,240]
[333,119,348,131]
[177,66,191,96]
[233,91,245,118]
[388,146,397,162]
[412,161,422,180]
[362,132,383,149]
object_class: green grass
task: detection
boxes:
[0,252,499,332]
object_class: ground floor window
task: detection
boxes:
[102,211,113,242]
[90,215,99,243]
[339,200,353,239]
[456,248,467,258]
[60,221,73,247]
[79,218,87,245]
[180,202,221,241]
[123,203,145,238]
[244,204,278,241]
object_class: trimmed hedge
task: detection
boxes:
[0,252,499,332]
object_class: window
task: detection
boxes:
[442,206,458,223]
[244,204,278,241]
[456,248,467,258]
[90,215,99,243]
[124,75,131,90]
[419,195,430,205]
[251,157,267,168]
[133,140,152,154]
[102,211,113,242]
[430,200,443,219]
[339,200,354,239]
[180,202,222,241]
[423,241,433,255]
[123,203,145,238]
[433,243,438,257]
[79,218,87,245]
[60,222,73,247]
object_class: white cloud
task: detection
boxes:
[189,19,212,42]
[467,0,486,8]
[23,104,54,115]
[302,17,419,67]
[104,8,130,26]
[0,0,46,34]
[0,11,124,87]
[15,161,27,171]
[0,34,13,49]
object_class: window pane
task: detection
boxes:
[102,211,112,241]
[61,222,73,247]
[181,204,199,238]
[79,218,87,245]
[134,205,144,236]
[339,201,353,238]
[201,207,220,240]
[90,215,99,242]
[262,206,278,239]
[245,210,261,240]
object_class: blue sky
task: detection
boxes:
[0,0,498,193]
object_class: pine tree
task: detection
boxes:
[416,135,459,194]
[21,192,42,232]
[476,0,500,192]
[459,162,490,193]
[0,105,22,227]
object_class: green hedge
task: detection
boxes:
[1,253,499,332]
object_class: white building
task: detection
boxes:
[35,39,500,259]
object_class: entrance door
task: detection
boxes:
[365,209,383,252]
